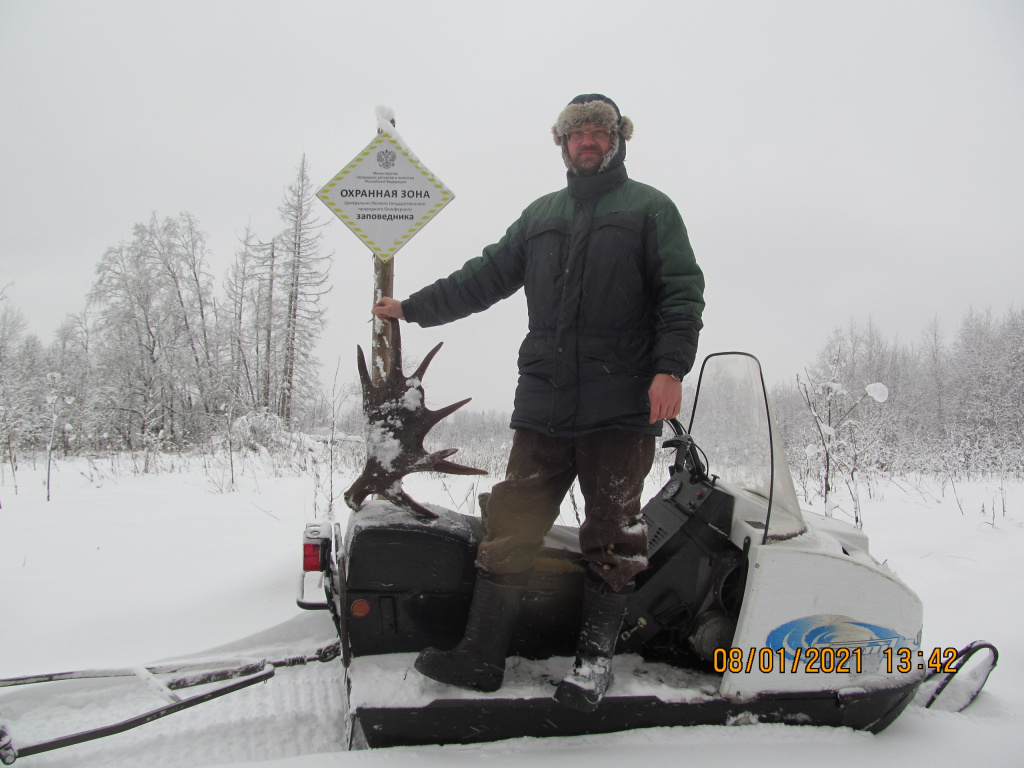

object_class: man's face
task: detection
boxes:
[566,122,613,176]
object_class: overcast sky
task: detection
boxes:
[2,0,1022,414]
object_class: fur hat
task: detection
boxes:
[552,94,634,173]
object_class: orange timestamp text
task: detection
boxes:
[714,646,961,675]
[713,646,864,674]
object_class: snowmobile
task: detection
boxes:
[296,351,999,749]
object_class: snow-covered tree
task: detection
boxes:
[793,324,892,522]
[947,308,1024,478]
[145,212,220,424]
[276,156,331,428]
[0,305,27,486]
[223,225,262,410]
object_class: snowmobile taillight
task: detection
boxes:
[303,542,323,572]
[351,599,371,618]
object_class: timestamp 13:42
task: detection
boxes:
[885,646,959,674]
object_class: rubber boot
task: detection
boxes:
[414,570,525,692]
[553,571,632,712]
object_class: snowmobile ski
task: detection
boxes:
[914,640,998,713]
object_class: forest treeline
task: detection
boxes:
[0,157,332,463]
[311,308,1024,512]
[1,158,1021,499]
[769,310,1024,507]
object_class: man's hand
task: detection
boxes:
[648,373,682,424]
[372,297,405,321]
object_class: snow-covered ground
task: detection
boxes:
[2,454,1022,767]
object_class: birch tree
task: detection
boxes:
[90,231,170,446]
[146,212,220,434]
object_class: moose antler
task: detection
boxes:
[344,321,486,519]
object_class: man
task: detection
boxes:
[371,94,704,712]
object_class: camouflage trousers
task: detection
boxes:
[476,428,656,592]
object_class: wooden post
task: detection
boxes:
[370,113,398,387]
[371,255,394,387]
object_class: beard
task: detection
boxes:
[570,145,606,176]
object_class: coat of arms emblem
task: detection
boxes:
[376,148,396,169]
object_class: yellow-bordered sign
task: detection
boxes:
[317,132,454,262]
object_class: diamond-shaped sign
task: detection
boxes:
[317,132,454,262]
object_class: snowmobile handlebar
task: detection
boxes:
[663,418,709,484]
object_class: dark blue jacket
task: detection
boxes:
[402,163,704,437]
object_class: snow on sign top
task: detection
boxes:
[317,131,454,262]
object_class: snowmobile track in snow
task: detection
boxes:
[0,626,349,767]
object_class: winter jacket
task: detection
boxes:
[402,163,704,437]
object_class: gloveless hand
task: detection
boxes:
[648,373,682,424]
[372,297,404,321]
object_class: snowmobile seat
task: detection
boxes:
[343,505,586,660]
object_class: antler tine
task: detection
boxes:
[413,447,457,469]
[433,460,489,476]
[410,342,444,382]
[414,448,489,477]
[422,397,473,431]
[344,478,370,511]
[355,345,375,410]
[384,488,439,519]
[355,345,371,390]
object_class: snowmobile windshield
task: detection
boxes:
[687,353,805,542]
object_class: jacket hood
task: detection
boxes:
[552,94,634,174]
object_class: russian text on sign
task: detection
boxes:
[317,132,454,262]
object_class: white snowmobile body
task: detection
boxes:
[297,353,950,748]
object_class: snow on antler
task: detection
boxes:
[344,321,486,519]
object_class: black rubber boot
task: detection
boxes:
[414,570,525,692]
[553,571,632,712]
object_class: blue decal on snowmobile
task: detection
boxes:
[766,614,915,662]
